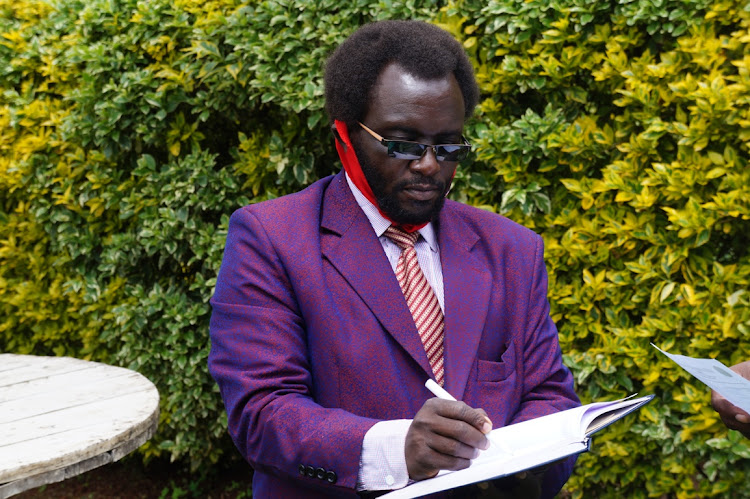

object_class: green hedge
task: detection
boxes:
[1,0,748,496]
[436,1,750,497]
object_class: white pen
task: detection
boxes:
[425,378,457,401]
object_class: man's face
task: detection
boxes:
[351,63,466,226]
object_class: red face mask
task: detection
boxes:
[333,119,428,233]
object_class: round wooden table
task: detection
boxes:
[0,354,159,498]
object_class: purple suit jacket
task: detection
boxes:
[209,172,579,498]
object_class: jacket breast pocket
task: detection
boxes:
[477,343,516,382]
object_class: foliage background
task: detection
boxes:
[1,0,748,497]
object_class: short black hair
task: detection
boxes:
[324,20,480,126]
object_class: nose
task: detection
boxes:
[410,146,441,176]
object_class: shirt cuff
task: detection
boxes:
[357,419,412,491]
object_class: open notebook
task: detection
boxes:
[382,394,655,498]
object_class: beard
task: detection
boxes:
[356,148,449,226]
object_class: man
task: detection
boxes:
[209,20,579,498]
[712,361,750,438]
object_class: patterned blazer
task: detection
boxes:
[208,171,580,498]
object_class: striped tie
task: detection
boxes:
[384,226,445,386]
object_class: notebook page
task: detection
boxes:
[473,405,588,466]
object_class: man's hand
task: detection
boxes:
[405,398,492,481]
[711,360,750,439]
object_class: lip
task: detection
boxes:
[401,184,440,201]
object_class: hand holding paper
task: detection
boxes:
[711,360,750,438]
[653,344,750,438]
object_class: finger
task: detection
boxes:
[712,393,738,420]
[426,432,483,461]
[421,449,472,473]
[710,389,724,408]
[409,452,472,480]
[718,411,750,434]
[712,392,750,425]
[433,400,493,436]
[429,411,490,450]
[405,433,473,480]
[730,361,750,379]
[474,407,494,434]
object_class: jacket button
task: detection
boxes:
[316,467,326,480]
[326,470,337,484]
[298,464,306,476]
[306,465,315,477]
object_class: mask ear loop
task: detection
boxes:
[445,169,457,197]
[331,119,428,233]
[331,125,345,149]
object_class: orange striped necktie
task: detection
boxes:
[383,226,445,386]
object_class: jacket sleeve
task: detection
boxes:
[208,207,377,493]
[510,234,580,497]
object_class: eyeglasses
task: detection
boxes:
[358,122,471,162]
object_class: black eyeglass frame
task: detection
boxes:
[357,122,471,162]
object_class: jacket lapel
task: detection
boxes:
[438,203,492,401]
[320,174,434,378]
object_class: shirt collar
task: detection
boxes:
[344,172,438,252]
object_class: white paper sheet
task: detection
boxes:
[653,344,750,413]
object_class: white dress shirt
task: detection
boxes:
[344,174,445,491]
